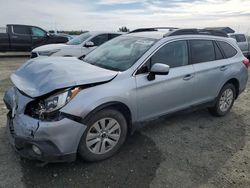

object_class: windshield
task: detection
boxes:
[67,32,91,45]
[83,36,156,71]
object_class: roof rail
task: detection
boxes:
[165,28,228,38]
[129,27,179,33]
[204,27,235,34]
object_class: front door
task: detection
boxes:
[31,26,48,49]
[135,40,195,121]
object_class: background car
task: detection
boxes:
[0,24,68,52]
[31,31,123,58]
[228,33,250,58]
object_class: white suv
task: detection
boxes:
[31,31,122,58]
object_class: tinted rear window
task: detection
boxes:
[0,27,6,33]
[190,40,215,64]
[217,41,237,58]
[236,34,246,42]
[13,26,30,35]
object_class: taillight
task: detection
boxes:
[243,59,250,68]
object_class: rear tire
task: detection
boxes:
[78,108,127,162]
[208,83,236,117]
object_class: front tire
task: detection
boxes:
[209,83,236,117]
[78,108,127,162]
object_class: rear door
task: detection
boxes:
[31,26,48,49]
[10,25,32,51]
[190,39,230,104]
[135,40,195,121]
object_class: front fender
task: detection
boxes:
[60,77,137,123]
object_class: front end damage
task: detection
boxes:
[3,87,86,162]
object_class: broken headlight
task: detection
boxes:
[40,87,80,113]
[25,87,81,120]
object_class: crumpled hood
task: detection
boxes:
[32,44,67,52]
[11,57,118,98]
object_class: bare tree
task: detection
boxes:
[118,26,130,32]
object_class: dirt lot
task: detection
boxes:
[0,57,250,188]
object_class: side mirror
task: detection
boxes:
[78,54,86,60]
[84,41,94,48]
[46,33,51,37]
[147,63,170,81]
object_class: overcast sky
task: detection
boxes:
[0,0,249,33]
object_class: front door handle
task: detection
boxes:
[183,74,194,81]
[220,66,228,71]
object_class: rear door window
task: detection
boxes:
[13,26,30,35]
[190,40,215,64]
[214,42,224,60]
[217,41,237,58]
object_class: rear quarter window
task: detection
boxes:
[13,26,30,35]
[0,27,6,33]
[217,41,237,58]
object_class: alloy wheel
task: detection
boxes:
[86,118,121,155]
[219,88,234,112]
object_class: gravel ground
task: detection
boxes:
[0,57,249,188]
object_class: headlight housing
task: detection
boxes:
[43,90,70,113]
[41,87,80,113]
[38,49,60,56]
[25,87,80,120]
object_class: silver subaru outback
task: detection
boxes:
[3,28,249,162]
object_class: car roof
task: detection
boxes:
[88,31,124,35]
[125,28,230,41]
[126,31,167,39]
[228,33,245,36]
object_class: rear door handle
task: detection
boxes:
[12,36,18,39]
[183,74,194,81]
[220,66,228,71]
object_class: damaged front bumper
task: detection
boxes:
[4,87,87,163]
